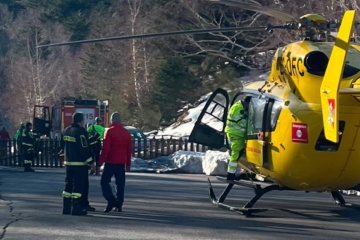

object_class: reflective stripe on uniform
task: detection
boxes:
[62,191,72,198]
[85,157,93,163]
[228,162,238,167]
[226,123,247,132]
[80,135,87,148]
[63,136,76,142]
[22,143,33,147]
[64,161,88,166]
[71,193,82,199]
[24,160,32,164]
[227,167,237,174]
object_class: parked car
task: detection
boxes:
[124,126,150,152]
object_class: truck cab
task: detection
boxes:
[33,97,109,139]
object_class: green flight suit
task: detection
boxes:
[225,101,248,174]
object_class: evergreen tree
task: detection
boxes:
[152,57,200,125]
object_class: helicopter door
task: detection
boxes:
[245,97,274,167]
[189,88,229,149]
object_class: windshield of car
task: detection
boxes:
[126,127,147,139]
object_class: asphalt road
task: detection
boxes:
[1,167,360,240]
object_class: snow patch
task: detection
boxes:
[202,150,229,176]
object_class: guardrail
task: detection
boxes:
[131,137,208,159]
[0,137,207,168]
[0,139,63,168]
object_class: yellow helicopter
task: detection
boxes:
[38,0,360,216]
[187,0,360,215]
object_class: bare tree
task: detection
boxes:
[2,9,84,126]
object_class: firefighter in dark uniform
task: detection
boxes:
[87,123,102,175]
[61,113,94,215]
[22,122,36,172]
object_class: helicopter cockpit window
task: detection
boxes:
[247,97,282,139]
[247,97,267,139]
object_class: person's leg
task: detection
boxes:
[95,150,100,175]
[100,164,116,212]
[226,133,244,180]
[114,164,125,212]
[82,168,95,211]
[23,149,34,172]
[71,166,88,215]
[62,167,73,214]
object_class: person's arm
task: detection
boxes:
[77,130,92,165]
[99,129,110,166]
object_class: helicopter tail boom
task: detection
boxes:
[320,10,356,143]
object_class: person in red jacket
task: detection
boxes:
[99,112,132,213]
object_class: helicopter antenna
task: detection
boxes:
[37,26,269,48]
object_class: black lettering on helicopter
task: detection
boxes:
[297,57,305,77]
[285,52,292,75]
[284,52,305,77]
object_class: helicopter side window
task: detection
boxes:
[270,101,282,131]
[247,97,267,139]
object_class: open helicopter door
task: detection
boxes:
[189,88,229,149]
[245,96,275,167]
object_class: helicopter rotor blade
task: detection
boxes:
[209,0,299,22]
[37,26,267,48]
[320,10,356,143]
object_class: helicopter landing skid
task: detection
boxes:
[208,177,292,216]
[330,191,360,210]
[330,191,346,206]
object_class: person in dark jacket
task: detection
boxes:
[61,113,94,216]
[100,112,132,213]
[22,122,36,172]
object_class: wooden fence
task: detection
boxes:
[0,138,207,168]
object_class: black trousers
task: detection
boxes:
[94,150,100,166]
[23,148,34,169]
[100,164,126,207]
[64,166,88,207]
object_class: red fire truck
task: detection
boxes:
[33,97,109,139]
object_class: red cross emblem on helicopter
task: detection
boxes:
[328,98,335,128]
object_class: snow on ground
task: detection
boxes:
[131,150,229,176]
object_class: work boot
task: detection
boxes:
[24,164,35,172]
[85,205,96,212]
[103,202,115,213]
[114,202,122,212]
[62,198,71,215]
[227,173,236,181]
[114,206,122,212]
[234,173,248,181]
[72,199,87,216]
